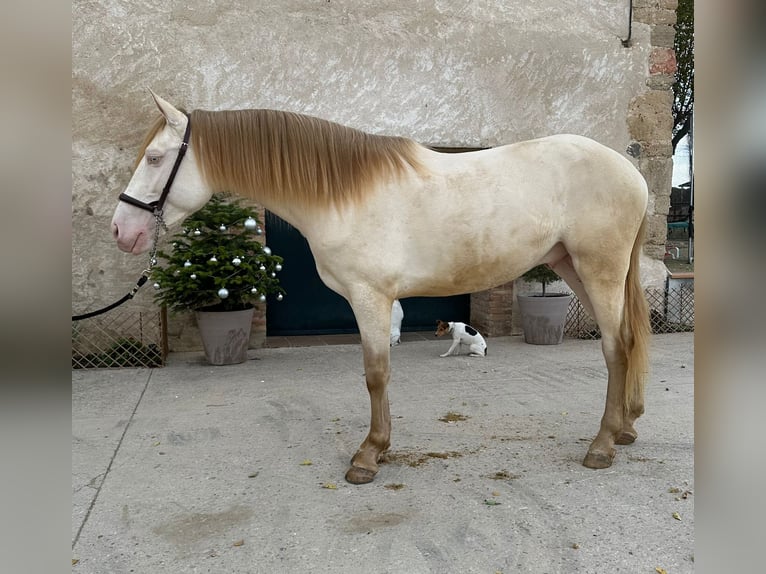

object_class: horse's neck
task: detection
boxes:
[252,196,317,239]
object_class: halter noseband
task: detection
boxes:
[118,113,191,219]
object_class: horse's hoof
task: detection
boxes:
[345,466,377,485]
[616,431,637,445]
[582,450,615,469]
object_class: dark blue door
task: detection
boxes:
[265,212,469,336]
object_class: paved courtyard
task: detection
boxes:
[73,332,694,573]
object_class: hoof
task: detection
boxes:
[345,466,377,485]
[616,431,637,445]
[582,450,615,469]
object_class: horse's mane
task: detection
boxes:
[176,109,424,209]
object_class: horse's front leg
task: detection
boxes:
[345,294,393,485]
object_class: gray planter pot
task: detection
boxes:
[194,307,255,365]
[517,293,573,345]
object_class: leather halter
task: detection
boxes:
[118,114,191,217]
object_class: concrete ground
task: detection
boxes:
[72,332,694,574]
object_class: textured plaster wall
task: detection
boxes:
[72,0,671,344]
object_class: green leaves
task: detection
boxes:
[672,0,694,151]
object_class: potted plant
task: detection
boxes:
[150,194,285,365]
[516,265,572,345]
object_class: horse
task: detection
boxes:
[111,91,651,485]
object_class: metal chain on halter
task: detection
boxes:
[145,209,167,273]
[72,213,166,321]
[135,209,167,282]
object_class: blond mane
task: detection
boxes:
[181,109,424,209]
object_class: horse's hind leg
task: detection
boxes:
[551,255,642,446]
[615,354,644,446]
[345,291,393,485]
[553,256,639,468]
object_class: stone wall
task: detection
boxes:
[72,0,675,346]
[630,0,678,261]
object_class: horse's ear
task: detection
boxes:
[147,89,187,130]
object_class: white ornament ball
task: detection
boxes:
[218,288,229,299]
[219,224,227,231]
[263,246,272,255]
[276,293,284,301]
[259,294,266,302]
[259,265,266,271]
[190,273,197,279]
[250,287,258,294]
[275,264,282,272]
[271,272,276,278]
[255,226,263,235]
[193,228,201,236]
[244,217,257,230]
[209,256,218,263]
[183,260,192,267]
[232,257,241,266]
[153,282,160,289]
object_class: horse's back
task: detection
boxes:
[418,133,647,222]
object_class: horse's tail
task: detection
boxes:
[621,214,651,416]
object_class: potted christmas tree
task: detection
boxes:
[151,194,285,365]
[516,265,572,345]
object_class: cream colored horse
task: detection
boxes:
[112,93,650,484]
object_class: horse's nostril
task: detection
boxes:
[112,223,119,239]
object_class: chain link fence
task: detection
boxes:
[72,309,166,369]
[565,284,695,340]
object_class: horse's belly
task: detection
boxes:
[394,239,554,297]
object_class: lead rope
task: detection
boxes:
[72,212,166,321]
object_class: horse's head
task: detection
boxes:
[111,91,212,254]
